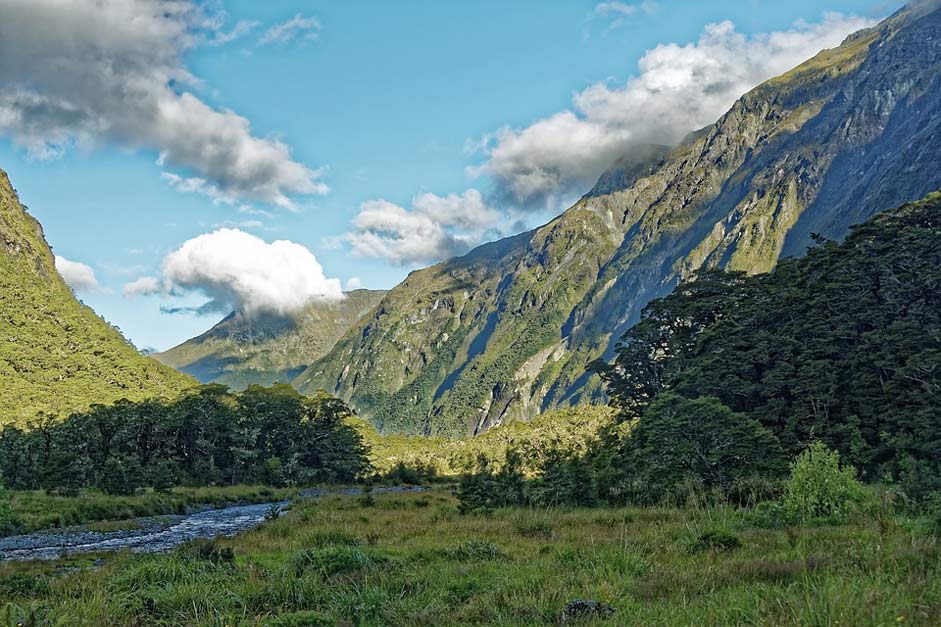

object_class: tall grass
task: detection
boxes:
[2,488,940,625]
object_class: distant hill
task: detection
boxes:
[0,168,193,426]
[154,289,386,389]
[296,1,941,436]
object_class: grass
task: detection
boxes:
[2,488,940,625]
[6,485,293,535]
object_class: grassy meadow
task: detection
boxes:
[2,486,940,626]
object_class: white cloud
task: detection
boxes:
[124,229,342,316]
[471,12,875,209]
[0,0,326,208]
[55,255,100,292]
[259,14,321,46]
[593,1,659,30]
[123,276,162,297]
[346,277,363,290]
[345,189,501,265]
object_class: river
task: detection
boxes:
[0,486,425,562]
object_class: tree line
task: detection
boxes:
[0,384,370,495]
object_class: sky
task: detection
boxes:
[0,0,900,351]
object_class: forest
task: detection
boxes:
[0,384,369,496]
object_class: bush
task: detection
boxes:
[456,451,526,514]
[176,538,235,564]
[621,394,787,505]
[685,529,741,553]
[0,480,19,536]
[293,546,382,578]
[783,442,864,523]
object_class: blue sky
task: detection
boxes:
[0,0,897,350]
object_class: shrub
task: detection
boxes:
[685,528,742,553]
[0,480,18,536]
[357,486,376,508]
[783,442,864,523]
[438,540,509,562]
[513,516,555,539]
[456,451,526,514]
[293,546,382,578]
[382,460,438,485]
[306,529,362,548]
[176,538,235,564]
[622,394,787,505]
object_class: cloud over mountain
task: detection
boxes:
[470,12,874,210]
[124,229,342,316]
[0,0,326,208]
[344,189,501,265]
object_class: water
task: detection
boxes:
[0,486,425,562]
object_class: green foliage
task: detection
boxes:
[293,546,384,578]
[0,480,17,536]
[685,529,742,553]
[618,394,786,505]
[783,442,864,523]
[456,451,526,514]
[0,384,371,495]
[353,404,616,477]
[176,538,235,565]
[601,195,941,486]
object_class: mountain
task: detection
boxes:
[292,2,941,437]
[154,289,387,389]
[0,168,193,426]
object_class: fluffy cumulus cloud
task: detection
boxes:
[259,14,321,46]
[344,189,501,265]
[0,0,326,208]
[124,229,342,316]
[470,12,875,209]
[54,255,100,292]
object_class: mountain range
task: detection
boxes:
[290,1,941,436]
[6,1,940,437]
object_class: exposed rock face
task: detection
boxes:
[0,169,193,425]
[155,289,387,389]
[297,1,941,436]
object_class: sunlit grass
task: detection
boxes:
[2,488,940,625]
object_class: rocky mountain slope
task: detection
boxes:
[155,289,386,389]
[293,1,941,437]
[0,169,193,426]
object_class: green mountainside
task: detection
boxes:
[154,289,386,389]
[295,2,941,436]
[0,169,193,426]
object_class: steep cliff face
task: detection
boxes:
[155,289,387,389]
[0,169,193,425]
[298,2,941,436]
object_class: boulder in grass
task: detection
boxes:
[561,599,615,622]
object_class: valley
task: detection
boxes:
[1,2,940,625]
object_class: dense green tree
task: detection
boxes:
[600,195,941,485]
[0,385,372,494]
[616,394,786,504]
